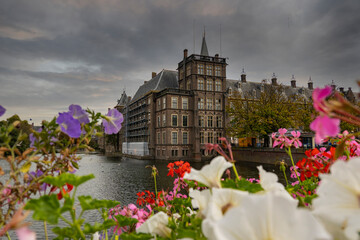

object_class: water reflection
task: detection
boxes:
[3,154,289,239]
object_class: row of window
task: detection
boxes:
[198,115,222,128]
[198,98,222,110]
[156,149,189,157]
[197,79,222,91]
[157,115,188,127]
[157,97,188,109]
[180,65,222,78]
[157,131,189,145]
[200,131,223,144]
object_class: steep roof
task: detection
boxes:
[131,69,178,103]
[226,79,313,101]
[116,90,129,107]
[200,35,209,56]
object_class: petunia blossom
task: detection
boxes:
[183,156,232,188]
[0,105,5,117]
[257,166,295,202]
[136,211,171,238]
[189,188,211,217]
[203,188,248,221]
[102,108,124,134]
[310,115,340,144]
[56,112,81,138]
[68,104,89,124]
[313,86,332,113]
[202,193,331,240]
[312,157,360,239]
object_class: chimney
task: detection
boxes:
[291,75,296,88]
[152,72,156,78]
[241,68,246,83]
[271,73,277,85]
[144,81,148,84]
[331,80,336,90]
[184,49,188,59]
[308,77,313,90]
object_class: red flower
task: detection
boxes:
[57,183,73,200]
[167,161,191,178]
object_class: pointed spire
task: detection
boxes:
[200,27,209,56]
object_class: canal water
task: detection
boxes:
[4,154,289,239]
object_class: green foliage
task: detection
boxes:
[120,232,153,240]
[226,85,314,139]
[25,194,61,224]
[42,173,95,187]
[83,219,117,234]
[114,215,139,227]
[221,178,264,193]
[78,195,119,210]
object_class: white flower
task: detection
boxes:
[92,232,100,240]
[312,157,360,239]
[202,193,331,240]
[136,211,171,238]
[204,188,248,221]
[257,165,295,201]
[189,188,211,217]
[183,156,232,188]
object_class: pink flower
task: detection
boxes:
[16,226,36,240]
[278,128,287,135]
[310,115,340,144]
[313,86,332,113]
[290,131,302,148]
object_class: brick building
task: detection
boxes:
[114,35,357,161]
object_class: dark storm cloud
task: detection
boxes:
[0,0,359,123]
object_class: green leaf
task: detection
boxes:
[113,214,138,227]
[120,233,153,240]
[42,173,95,187]
[71,160,79,169]
[52,226,78,239]
[20,162,31,173]
[78,195,120,211]
[83,219,117,234]
[60,196,74,213]
[335,138,347,159]
[24,194,61,224]
[221,178,263,193]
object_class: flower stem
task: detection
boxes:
[282,167,289,186]
[232,163,240,181]
[153,172,157,196]
[44,221,49,240]
[286,147,301,183]
[6,231,11,240]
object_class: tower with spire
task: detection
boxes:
[177,31,228,160]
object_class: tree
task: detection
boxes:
[226,84,314,143]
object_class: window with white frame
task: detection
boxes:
[183,132,188,144]
[198,64,204,74]
[163,114,166,126]
[206,98,213,110]
[182,115,188,127]
[207,116,213,127]
[182,98,188,109]
[157,116,160,127]
[171,132,178,144]
[215,66,221,76]
[215,80,222,91]
[198,79,204,90]
[216,132,222,143]
[198,98,204,109]
[162,132,166,144]
[206,65,213,75]
[200,132,204,144]
[216,116,222,128]
[172,114,178,127]
[171,97,178,109]
[215,99,221,110]
[207,80,213,91]
[163,97,166,109]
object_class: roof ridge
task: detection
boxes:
[154,70,164,90]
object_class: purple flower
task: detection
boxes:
[310,115,340,144]
[29,133,37,148]
[0,105,5,117]
[68,104,89,124]
[102,108,123,134]
[56,112,81,138]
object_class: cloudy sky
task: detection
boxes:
[1,0,359,124]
